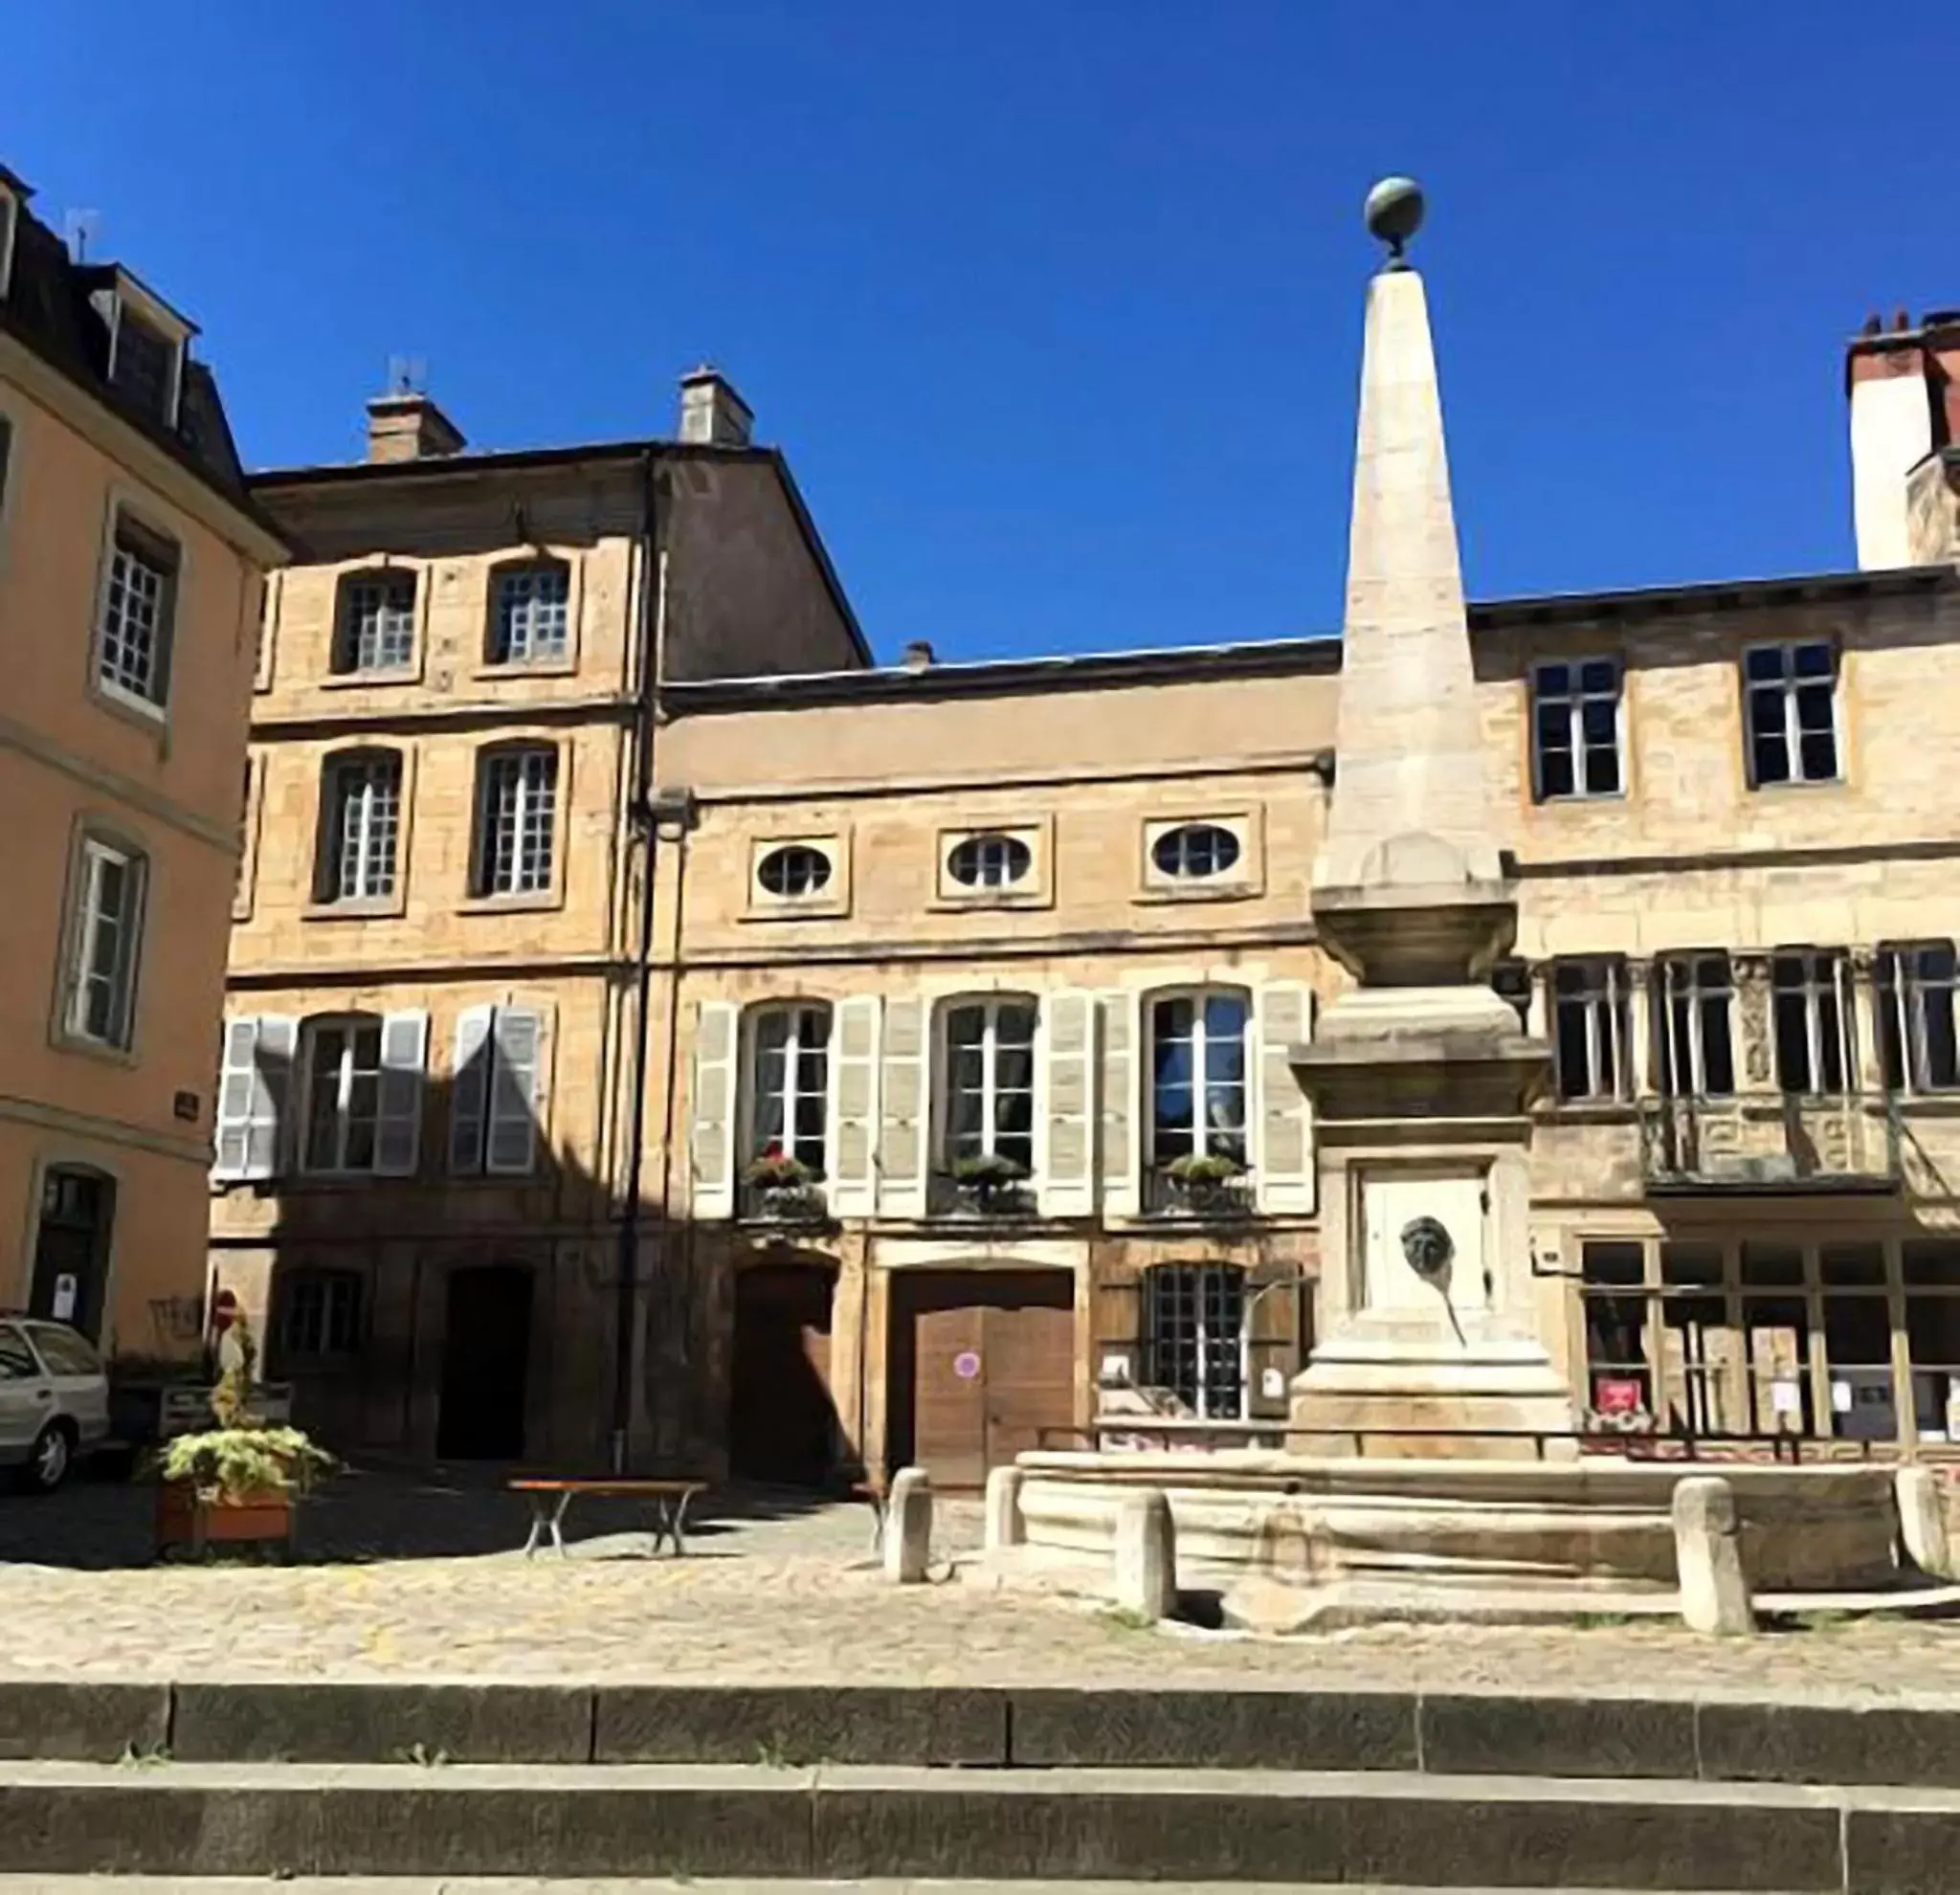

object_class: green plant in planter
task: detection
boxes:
[157,1426,337,1504]
[742,1150,813,1189]
[1166,1152,1245,1185]
[950,1153,1030,1186]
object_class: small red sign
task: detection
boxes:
[1594,1375,1643,1415]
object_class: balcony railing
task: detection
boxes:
[927,1171,1040,1220]
[737,1178,832,1226]
[1637,1096,1902,1194]
[1141,1167,1258,1220]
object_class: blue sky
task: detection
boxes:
[9,3,1944,661]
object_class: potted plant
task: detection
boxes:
[741,1147,823,1219]
[1165,1150,1246,1212]
[152,1360,336,1558]
[950,1151,1031,1214]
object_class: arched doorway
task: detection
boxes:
[889,1267,1075,1489]
[436,1265,532,1460]
[728,1260,837,1485]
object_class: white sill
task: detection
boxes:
[94,674,168,724]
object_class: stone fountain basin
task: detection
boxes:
[1014,1450,1902,1594]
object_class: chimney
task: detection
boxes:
[677,365,753,447]
[902,639,936,672]
[365,390,466,465]
[1846,310,1936,569]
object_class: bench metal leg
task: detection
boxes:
[649,1491,696,1556]
[867,1497,886,1556]
[521,1498,547,1560]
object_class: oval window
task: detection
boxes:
[757,844,833,899]
[947,833,1033,889]
[1152,823,1240,880]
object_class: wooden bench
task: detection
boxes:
[506,1478,707,1559]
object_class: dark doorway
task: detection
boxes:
[889,1269,1075,1489]
[30,1168,115,1342]
[436,1265,532,1460]
[729,1262,837,1484]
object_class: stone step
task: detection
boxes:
[0,1758,1951,1888]
[5,1679,1958,1789]
[0,1880,1775,1894]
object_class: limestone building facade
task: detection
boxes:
[0,160,287,1369]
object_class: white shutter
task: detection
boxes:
[690,1000,740,1219]
[1099,989,1141,1216]
[487,1008,544,1175]
[877,994,930,1218]
[250,1015,297,1180]
[1255,982,1316,1214]
[827,995,881,1216]
[213,1017,259,1180]
[374,1010,429,1177]
[448,1005,495,1174]
[1036,990,1098,1216]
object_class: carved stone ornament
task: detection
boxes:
[1400,1215,1455,1286]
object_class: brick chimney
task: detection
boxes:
[364,390,466,464]
[1846,309,1960,568]
[677,366,753,448]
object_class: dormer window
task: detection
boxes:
[90,271,193,431]
[0,180,18,302]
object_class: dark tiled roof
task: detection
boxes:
[1,190,263,519]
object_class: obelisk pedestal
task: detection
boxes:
[1287,180,1575,1460]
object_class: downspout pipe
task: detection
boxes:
[611,453,666,1471]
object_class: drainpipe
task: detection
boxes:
[611,455,667,1472]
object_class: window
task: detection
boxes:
[97,513,177,709]
[1655,953,1734,1099]
[278,1271,364,1361]
[303,1017,385,1173]
[319,751,403,903]
[450,1006,546,1175]
[30,1168,115,1343]
[27,1323,102,1377]
[334,572,416,674]
[1552,958,1631,1102]
[1772,949,1852,1097]
[1142,1263,1245,1418]
[947,833,1032,889]
[756,844,832,899]
[1152,823,1240,880]
[64,836,145,1048]
[1531,658,1622,800]
[748,1004,830,1173]
[474,747,558,896]
[1745,641,1838,786]
[0,412,12,524]
[1149,989,1249,1167]
[1878,943,1959,1095]
[942,997,1036,1172]
[111,310,178,425]
[488,563,570,664]
[1579,1242,1651,1416]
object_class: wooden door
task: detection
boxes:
[436,1266,532,1460]
[729,1263,837,1485]
[893,1271,1074,1489]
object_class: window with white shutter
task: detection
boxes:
[1036,991,1095,1216]
[1255,982,1316,1213]
[827,995,880,1215]
[449,1005,545,1175]
[689,1000,740,1219]
[375,1011,429,1176]
[300,1012,425,1176]
[213,1014,294,1182]
[1099,989,1140,1216]
[876,995,929,1217]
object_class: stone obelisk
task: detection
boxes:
[1288,179,1574,1459]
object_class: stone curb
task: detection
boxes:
[0,1761,1943,1888]
[1,1680,1957,1788]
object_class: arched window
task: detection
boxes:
[746,1002,832,1174]
[1142,1262,1246,1418]
[1147,987,1249,1169]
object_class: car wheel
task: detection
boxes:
[24,1423,72,1495]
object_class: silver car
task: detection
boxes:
[0,1318,111,1493]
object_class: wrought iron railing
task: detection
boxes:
[1637,1095,1902,1193]
[927,1172,1040,1220]
[737,1179,832,1226]
[1140,1167,1258,1220]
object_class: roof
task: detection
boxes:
[0,183,277,536]
[661,564,1956,713]
[248,436,871,668]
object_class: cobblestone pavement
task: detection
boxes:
[2,1464,1959,1698]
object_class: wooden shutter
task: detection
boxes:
[487,1007,544,1174]
[374,1010,429,1177]
[878,994,930,1217]
[448,1005,495,1174]
[827,995,881,1216]
[1099,989,1141,1216]
[244,1014,297,1181]
[690,999,740,1219]
[1256,981,1316,1214]
[1036,990,1097,1216]
[213,1017,259,1180]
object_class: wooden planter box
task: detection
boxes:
[155,1480,294,1556]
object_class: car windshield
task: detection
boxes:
[26,1324,101,1377]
